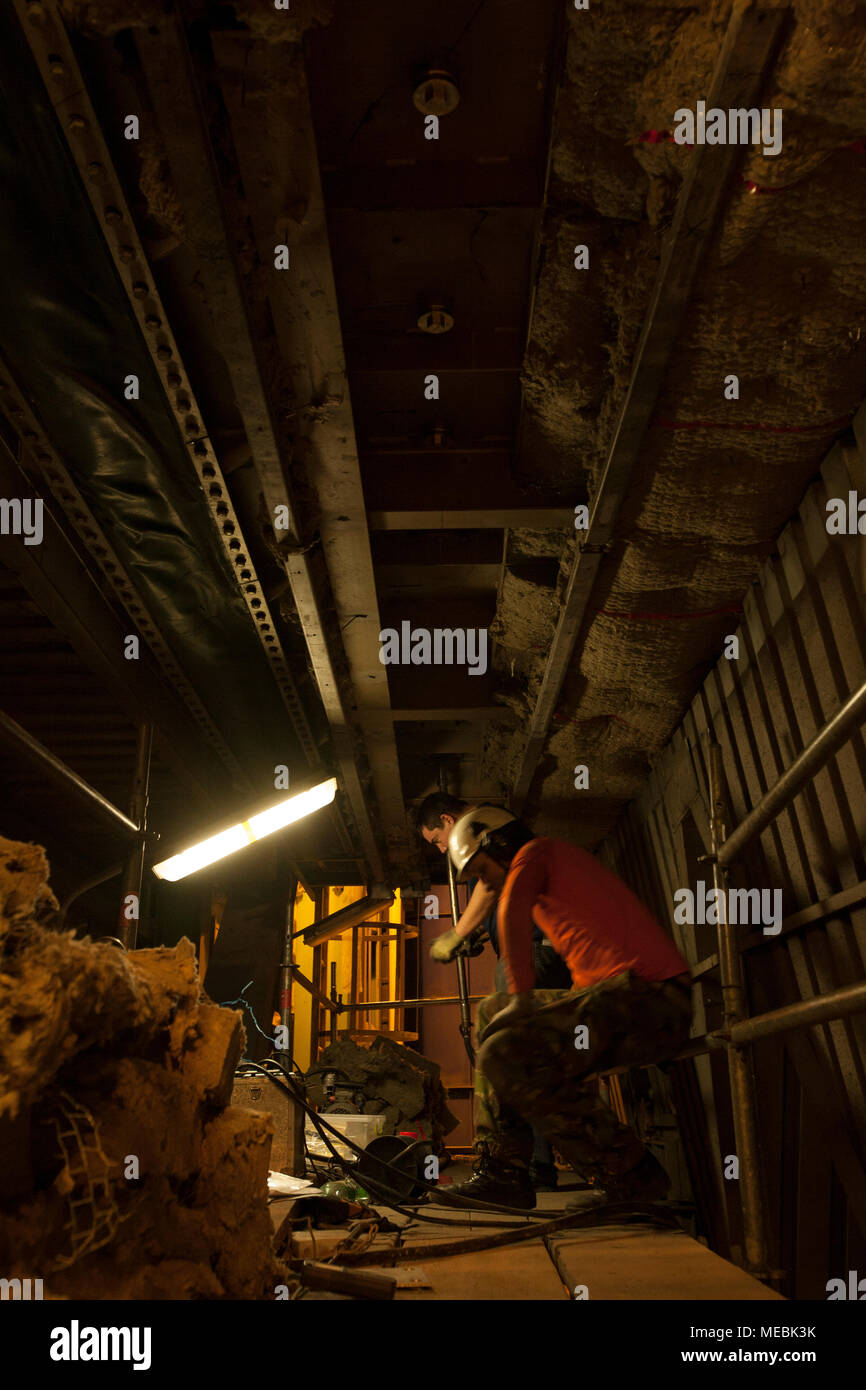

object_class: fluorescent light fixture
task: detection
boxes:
[152,777,337,882]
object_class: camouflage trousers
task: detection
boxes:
[474,971,692,1180]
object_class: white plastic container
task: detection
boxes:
[305,1112,386,1161]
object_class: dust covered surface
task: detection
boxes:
[487,0,866,841]
[0,836,289,1299]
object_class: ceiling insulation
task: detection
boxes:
[484,0,866,845]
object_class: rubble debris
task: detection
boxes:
[307,1035,459,1154]
[0,835,290,1299]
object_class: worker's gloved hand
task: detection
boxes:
[478,993,534,1045]
[461,929,488,958]
[429,928,463,963]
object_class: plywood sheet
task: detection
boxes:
[548,1224,784,1301]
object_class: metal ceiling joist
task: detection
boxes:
[13,0,321,778]
[210,34,413,880]
[511,1,790,809]
[133,17,391,882]
[368,508,574,531]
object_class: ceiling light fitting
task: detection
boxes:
[412,69,460,117]
[152,777,337,881]
[417,303,454,335]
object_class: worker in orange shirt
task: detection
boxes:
[443,807,692,1210]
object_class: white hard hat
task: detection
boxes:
[448,806,518,879]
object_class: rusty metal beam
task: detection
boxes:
[133,17,390,881]
[511,2,789,809]
[368,508,573,531]
[13,0,325,777]
[211,33,413,880]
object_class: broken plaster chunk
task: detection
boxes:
[199,1107,274,1218]
[179,1004,245,1108]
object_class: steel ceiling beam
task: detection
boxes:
[211,32,414,880]
[13,0,323,780]
[133,17,391,882]
[368,508,573,531]
[511,2,790,809]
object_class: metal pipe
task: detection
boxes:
[0,708,140,837]
[341,977,866,1045]
[448,853,475,1067]
[722,981,866,1046]
[592,979,866,1074]
[118,722,153,949]
[718,678,866,869]
[301,892,394,946]
[342,995,486,1012]
[277,881,298,1068]
[439,763,475,1065]
[709,742,768,1277]
[330,962,339,1045]
[291,965,342,1014]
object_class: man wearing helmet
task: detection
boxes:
[415,792,573,1191]
[443,807,692,1210]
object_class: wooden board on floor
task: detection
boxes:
[385,1239,569,1300]
[547,1224,785,1301]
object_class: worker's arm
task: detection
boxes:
[497,843,548,994]
[429,880,496,962]
[454,880,497,938]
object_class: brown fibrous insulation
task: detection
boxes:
[487,0,866,841]
[0,836,289,1299]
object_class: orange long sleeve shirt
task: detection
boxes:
[497,837,688,994]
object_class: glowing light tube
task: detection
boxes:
[152,777,337,882]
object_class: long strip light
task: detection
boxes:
[152,777,337,882]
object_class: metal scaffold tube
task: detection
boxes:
[118,722,153,950]
[447,850,475,1066]
[342,995,485,1011]
[709,741,769,1277]
[718,678,866,869]
[0,707,140,837]
[439,762,475,1066]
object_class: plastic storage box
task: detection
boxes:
[305,1112,387,1161]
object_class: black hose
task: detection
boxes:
[242,1059,555,1223]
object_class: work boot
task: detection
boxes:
[598,1149,671,1203]
[530,1160,559,1192]
[439,1145,536,1211]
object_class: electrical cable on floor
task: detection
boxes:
[254,1060,545,1219]
[245,1057,591,1215]
[297,1081,514,1229]
[334,1199,681,1267]
[242,1059,556,1224]
[260,1064,678,1262]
